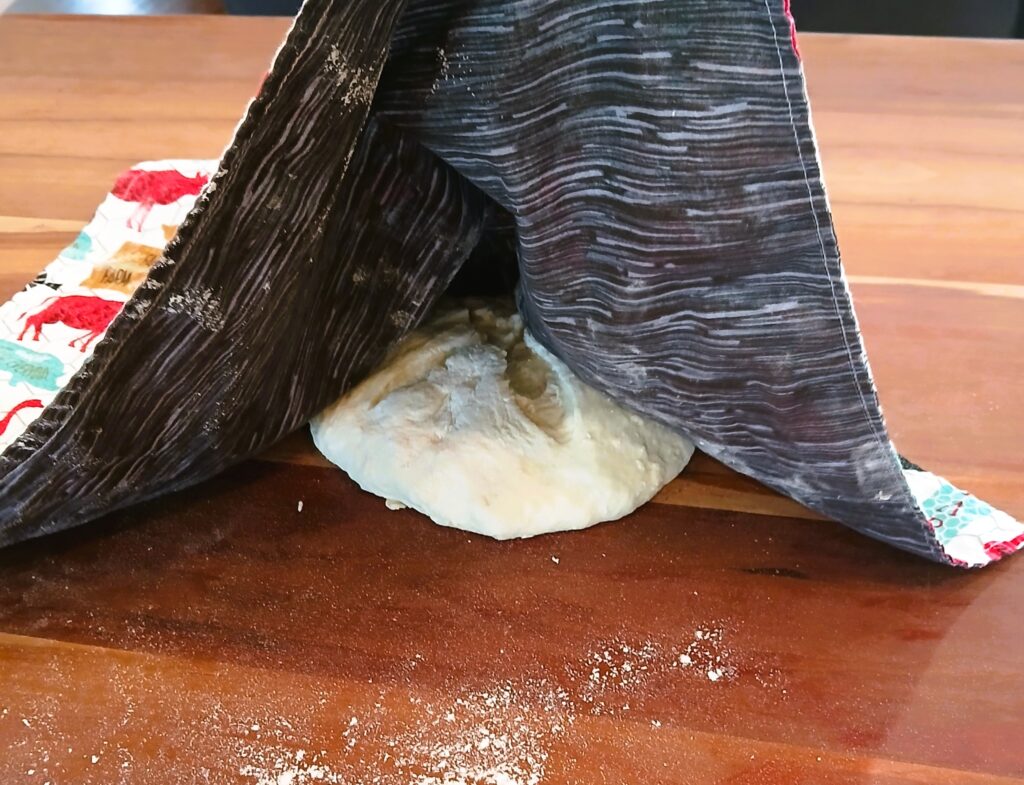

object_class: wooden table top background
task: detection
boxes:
[0,15,1022,785]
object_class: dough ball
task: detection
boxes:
[310,299,694,539]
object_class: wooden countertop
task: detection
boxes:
[1,15,1023,785]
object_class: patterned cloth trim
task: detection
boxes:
[904,470,1024,568]
[0,161,216,450]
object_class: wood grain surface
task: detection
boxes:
[0,15,1022,784]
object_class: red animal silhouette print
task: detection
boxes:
[19,295,123,352]
[985,532,1024,561]
[112,169,209,229]
[0,399,44,436]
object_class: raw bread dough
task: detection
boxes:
[310,300,694,539]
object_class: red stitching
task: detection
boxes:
[783,0,801,59]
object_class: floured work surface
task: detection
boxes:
[1,15,1023,785]
[0,454,1023,784]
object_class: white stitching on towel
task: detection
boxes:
[761,0,946,559]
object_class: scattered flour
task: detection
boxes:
[325,45,377,106]
[165,286,225,331]
[236,679,573,785]
[677,625,739,683]
[232,626,739,785]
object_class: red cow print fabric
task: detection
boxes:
[0,160,215,450]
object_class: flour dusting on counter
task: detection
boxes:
[232,625,743,785]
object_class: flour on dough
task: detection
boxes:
[310,299,694,539]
